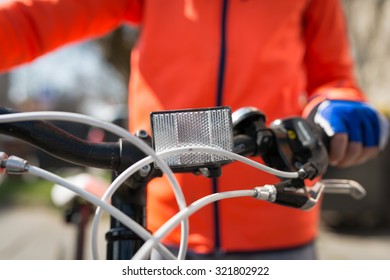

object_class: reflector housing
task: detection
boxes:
[151,106,233,171]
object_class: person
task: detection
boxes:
[0,0,388,259]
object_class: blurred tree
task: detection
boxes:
[97,26,139,85]
[94,26,139,128]
[0,73,11,107]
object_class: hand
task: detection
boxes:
[313,100,389,167]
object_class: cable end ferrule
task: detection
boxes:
[254,185,277,202]
[2,155,29,174]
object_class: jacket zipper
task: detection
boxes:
[216,0,228,107]
[213,0,229,254]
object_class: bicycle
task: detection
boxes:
[0,106,366,260]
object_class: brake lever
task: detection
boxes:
[302,179,366,210]
[321,179,366,200]
[301,181,325,211]
[255,178,366,211]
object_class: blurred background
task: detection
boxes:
[0,0,390,259]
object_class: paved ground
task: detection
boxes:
[0,205,390,260]
[317,224,390,259]
[0,206,108,260]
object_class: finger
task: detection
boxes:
[355,147,379,165]
[329,133,348,166]
[337,142,363,168]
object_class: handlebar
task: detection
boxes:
[0,105,365,260]
[0,107,150,173]
[0,105,352,214]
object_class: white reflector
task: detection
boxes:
[151,107,233,169]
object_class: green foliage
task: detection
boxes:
[0,176,54,207]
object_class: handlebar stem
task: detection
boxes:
[106,181,147,260]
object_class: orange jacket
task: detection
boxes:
[0,0,365,253]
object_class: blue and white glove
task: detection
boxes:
[312,100,389,167]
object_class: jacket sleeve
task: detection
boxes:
[0,0,142,72]
[302,0,366,117]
